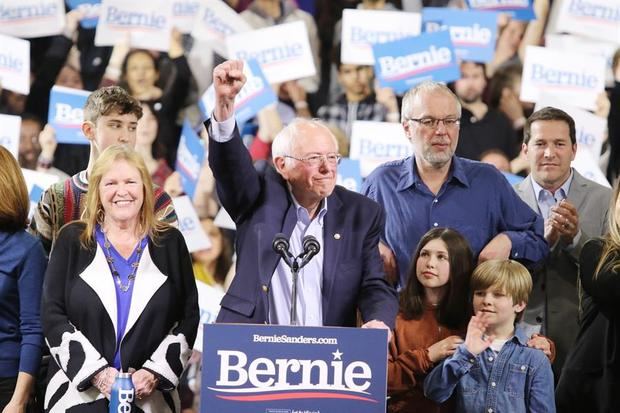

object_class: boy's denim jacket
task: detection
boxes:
[423,327,556,413]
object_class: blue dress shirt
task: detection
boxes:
[362,156,547,288]
[424,327,556,413]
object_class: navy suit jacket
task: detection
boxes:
[209,127,398,328]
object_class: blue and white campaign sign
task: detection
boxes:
[0,33,30,95]
[341,9,422,65]
[571,148,610,188]
[556,0,620,44]
[67,0,101,29]
[521,46,606,111]
[194,280,224,351]
[176,121,206,200]
[191,0,252,57]
[350,121,412,177]
[200,59,277,126]
[171,0,202,34]
[465,0,536,21]
[48,86,90,145]
[21,168,60,218]
[201,324,388,413]
[373,31,460,94]
[227,21,316,85]
[0,114,21,159]
[422,8,498,63]
[0,0,66,38]
[545,34,618,87]
[95,0,173,52]
[172,195,211,253]
[337,158,362,193]
[503,172,524,185]
[534,97,607,163]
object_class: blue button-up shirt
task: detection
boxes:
[362,156,547,288]
[423,327,556,413]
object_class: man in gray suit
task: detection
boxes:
[515,106,611,378]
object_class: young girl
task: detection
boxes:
[388,228,474,413]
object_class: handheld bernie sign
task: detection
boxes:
[201,324,388,413]
[95,0,173,52]
[521,46,606,111]
[373,31,460,94]
[0,0,66,38]
[175,120,206,200]
[341,9,422,65]
[422,7,498,63]
[226,21,316,85]
[191,0,252,58]
[67,0,101,29]
[556,0,620,44]
[465,0,536,21]
[0,114,21,159]
[48,86,90,145]
[172,195,211,253]
[171,0,202,34]
[337,158,362,193]
[0,33,30,95]
[350,121,412,177]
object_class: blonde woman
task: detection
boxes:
[556,182,620,412]
[41,145,198,413]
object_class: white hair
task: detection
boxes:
[401,81,462,122]
[271,118,339,164]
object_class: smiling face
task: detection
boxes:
[473,285,525,332]
[404,90,461,169]
[416,238,451,294]
[523,119,576,192]
[99,159,144,228]
[274,123,338,209]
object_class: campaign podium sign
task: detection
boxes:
[465,0,536,21]
[201,324,388,413]
[422,8,498,63]
[373,31,459,94]
[48,86,90,145]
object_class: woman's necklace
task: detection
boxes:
[102,232,144,293]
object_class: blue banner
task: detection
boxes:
[175,120,205,199]
[337,158,362,193]
[465,0,536,21]
[29,184,44,204]
[67,0,101,29]
[373,31,460,94]
[201,324,388,413]
[423,8,498,63]
[48,86,90,145]
[199,59,277,126]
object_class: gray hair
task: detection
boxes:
[271,118,339,164]
[401,81,462,122]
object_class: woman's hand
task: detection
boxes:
[132,369,159,400]
[92,367,118,398]
[427,335,464,363]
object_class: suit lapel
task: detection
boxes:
[566,171,588,212]
[321,191,345,321]
[517,176,540,214]
[81,246,118,338]
[123,244,167,340]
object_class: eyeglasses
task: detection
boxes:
[406,117,461,129]
[284,154,342,167]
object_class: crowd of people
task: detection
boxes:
[1,0,619,412]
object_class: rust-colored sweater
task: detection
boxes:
[387,306,464,413]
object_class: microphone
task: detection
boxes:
[299,235,320,269]
[272,233,294,267]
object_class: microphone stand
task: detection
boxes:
[290,259,300,326]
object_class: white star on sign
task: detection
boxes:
[332,349,343,360]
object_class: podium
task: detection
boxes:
[200,324,388,413]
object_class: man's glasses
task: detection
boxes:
[406,117,461,129]
[284,154,342,167]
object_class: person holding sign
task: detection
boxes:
[208,60,398,332]
[30,86,177,254]
[362,81,547,288]
[0,146,46,412]
[41,145,199,413]
[515,107,611,378]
